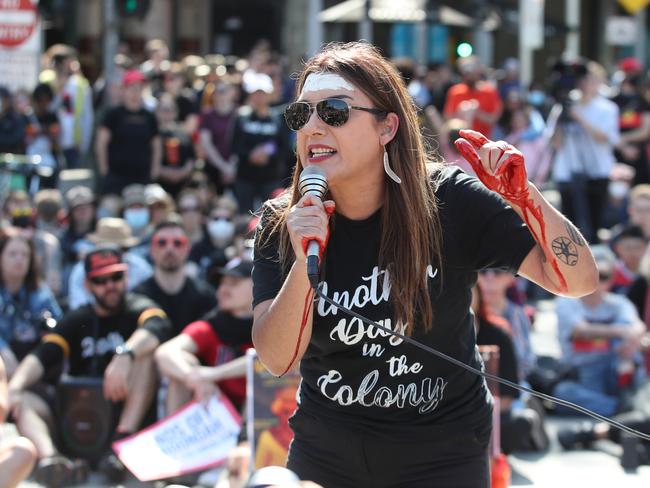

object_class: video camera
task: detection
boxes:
[548,58,588,122]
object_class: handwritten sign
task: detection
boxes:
[113,395,241,481]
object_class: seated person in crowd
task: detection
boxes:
[155,257,253,415]
[610,224,647,294]
[67,217,152,310]
[557,381,650,469]
[3,190,63,297]
[60,186,96,291]
[553,245,645,417]
[8,246,170,483]
[0,229,62,378]
[477,268,536,381]
[627,184,650,239]
[177,189,207,259]
[0,355,36,488]
[192,194,239,280]
[472,285,547,453]
[135,217,216,336]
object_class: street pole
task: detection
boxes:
[565,0,580,59]
[473,0,493,67]
[307,0,323,56]
[103,0,119,110]
[635,8,647,67]
[359,0,372,42]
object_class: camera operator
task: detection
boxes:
[550,61,620,243]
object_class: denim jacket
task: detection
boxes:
[0,285,62,359]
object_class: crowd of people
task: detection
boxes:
[0,35,650,487]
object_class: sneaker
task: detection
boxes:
[621,433,643,471]
[98,452,127,483]
[32,454,75,488]
[557,422,597,450]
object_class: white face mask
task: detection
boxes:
[609,180,630,200]
[207,219,235,246]
[124,207,150,230]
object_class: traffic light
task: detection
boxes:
[118,0,151,20]
[456,42,473,58]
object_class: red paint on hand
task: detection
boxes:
[454,129,568,293]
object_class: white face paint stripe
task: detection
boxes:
[301,73,355,95]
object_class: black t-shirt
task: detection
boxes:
[612,92,650,134]
[102,105,159,179]
[34,293,170,377]
[231,107,287,183]
[176,91,198,123]
[475,318,520,399]
[134,277,216,337]
[253,167,535,440]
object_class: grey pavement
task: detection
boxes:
[11,300,650,487]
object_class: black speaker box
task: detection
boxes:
[56,376,115,462]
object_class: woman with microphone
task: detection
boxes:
[252,41,597,488]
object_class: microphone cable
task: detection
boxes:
[307,277,650,442]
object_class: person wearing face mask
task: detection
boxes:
[191,195,238,279]
[612,58,650,186]
[121,184,153,260]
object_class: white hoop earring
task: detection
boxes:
[383,146,402,184]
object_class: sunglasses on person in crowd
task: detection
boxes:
[90,272,125,286]
[284,97,387,131]
[179,205,200,214]
[153,236,188,249]
[478,269,511,277]
[599,272,612,282]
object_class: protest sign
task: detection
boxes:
[113,394,241,481]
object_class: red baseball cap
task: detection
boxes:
[618,57,643,73]
[84,247,128,278]
[123,69,146,87]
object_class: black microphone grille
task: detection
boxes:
[299,166,328,198]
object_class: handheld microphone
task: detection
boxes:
[298,165,328,288]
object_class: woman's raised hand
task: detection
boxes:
[454,129,530,203]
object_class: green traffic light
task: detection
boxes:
[126,0,137,12]
[457,42,473,58]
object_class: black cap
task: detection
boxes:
[218,257,253,279]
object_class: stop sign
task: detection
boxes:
[0,0,38,48]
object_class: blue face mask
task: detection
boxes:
[527,91,545,106]
[124,207,149,230]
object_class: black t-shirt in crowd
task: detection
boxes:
[134,276,216,337]
[34,293,170,377]
[102,105,159,180]
[475,318,520,399]
[253,167,535,440]
[231,106,287,183]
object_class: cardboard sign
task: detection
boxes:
[113,395,241,481]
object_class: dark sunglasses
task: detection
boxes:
[479,269,508,277]
[179,206,200,213]
[599,273,612,281]
[90,272,124,286]
[284,97,387,131]
[154,236,188,249]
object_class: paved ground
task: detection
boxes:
[11,299,650,487]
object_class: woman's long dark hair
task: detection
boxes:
[259,42,445,335]
[0,230,40,291]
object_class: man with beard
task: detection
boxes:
[7,246,170,486]
[135,217,216,336]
